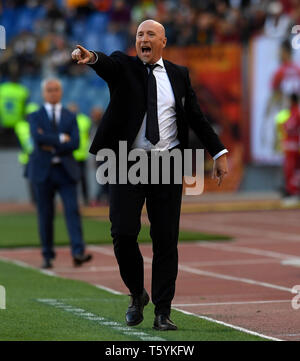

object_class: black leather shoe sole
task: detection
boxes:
[126,316,144,327]
[152,324,177,331]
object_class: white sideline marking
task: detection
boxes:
[95,284,123,295]
[281,258,300,267]
[198,243,299,260]
[56,265,152,273]
[199,243,300,270]
[36,298,165,342]
[88,246,115,256]
[177,264,294,292]
[40,269,56,276]
[56,266,119,273]
[172,300,291,307]
[5,259,33,268]
[172,307,283,341]
[189,223,300,242]
[0,257,163,341]
[90,246,294,293]
[0,257,56,276]
[0,285,5,309]
[184,258,277,267]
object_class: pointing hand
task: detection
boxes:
[71,45,95,65]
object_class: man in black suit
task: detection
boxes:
[72,20,228,330]
[27,78,92,269]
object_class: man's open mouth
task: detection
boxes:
[141,46,151,54]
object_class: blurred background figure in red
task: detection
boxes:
[275,93,300,204]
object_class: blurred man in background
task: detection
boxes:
[89,106,110,206]
[26,78,92,269]
[267,40,300,115]
[275,93,300,203]
[0,64,29,146]
[14,102,40,204]
[262,39,300,154]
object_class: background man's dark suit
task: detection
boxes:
[88,51,226,317]
[27,106,85,261]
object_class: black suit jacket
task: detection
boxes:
[89,51,225,157]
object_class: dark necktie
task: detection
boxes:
[51,105,57,131]
[146,63,160,145]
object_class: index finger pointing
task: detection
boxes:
[76,44,88,53]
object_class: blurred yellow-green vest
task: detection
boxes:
[14,102,40,165]
[73,113,92,162]
[275,108,290,152]
[0,82,29,128]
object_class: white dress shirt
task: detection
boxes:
[132,57,179,152]
[44,102,68,142]
[44,102,65,163]
[90,54,228,160]
[44,102,62,127]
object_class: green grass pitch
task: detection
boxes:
[0,212,231,249]
[0,259,266,341]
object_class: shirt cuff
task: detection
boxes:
[87,51,98,65]
[59,134,65,143]
[213,149,228,160]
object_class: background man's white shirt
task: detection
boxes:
[44,102,67,163]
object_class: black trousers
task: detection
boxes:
[109,154,183,316]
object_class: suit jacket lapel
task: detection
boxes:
[41,105,64,132]
[134,56,184,113]
[58,108,66,132]
[135,57,183,105]
[40,106,51,129]
[163,60,183,111]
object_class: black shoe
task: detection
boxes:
[73,253,92,267]
[41,258,53,269]
[153,314,177,331]
[126,289,150,326]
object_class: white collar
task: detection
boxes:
[155,57,164,68]
[44,102,62,111]
[143,57,164,69]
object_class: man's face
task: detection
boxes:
[136,20,167,64]
[43,81,62,104]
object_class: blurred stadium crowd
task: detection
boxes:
[1,0,300,76]
[0,0,299,115]
[2,0,300,78]
[1,0,300,202]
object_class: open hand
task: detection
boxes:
[212,154,228,186]
[71,45,95,64]
[61,133,71,143]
